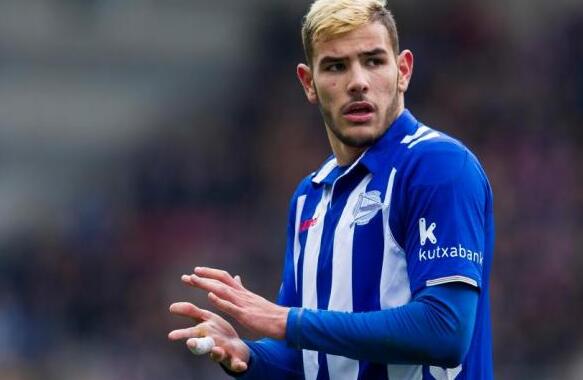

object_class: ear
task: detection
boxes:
[396,50,414,93]
[297,63,318,104]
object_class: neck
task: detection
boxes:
[326,129,366,166]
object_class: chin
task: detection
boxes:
[338,130,382,148]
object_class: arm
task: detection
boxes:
[286,282,477,368]
[224,338,303,379]
[186,268,477,368]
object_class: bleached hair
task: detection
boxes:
[301,0,399,65]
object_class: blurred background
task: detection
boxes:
[0,0,581,379]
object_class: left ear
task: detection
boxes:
[397,50,414,93]
[297,63,318,104]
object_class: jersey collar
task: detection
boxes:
[359,109,419,174]
[311,109,419,185]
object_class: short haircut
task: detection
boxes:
[301,0,399,66]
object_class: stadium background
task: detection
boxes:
[0,0,581,379]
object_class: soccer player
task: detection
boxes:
[168,0,494,379]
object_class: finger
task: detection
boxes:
[168,326,202,341]
[187,274,238,303]
[181,274,194,285]
[230,357,248,373]
[186,336,215,355]
[210,346,227,362]
[169,302,211,322]
[209,292,243,319]
[234,275,243,287]
[194,267,244,290]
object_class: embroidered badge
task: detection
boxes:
[352,190,383,226]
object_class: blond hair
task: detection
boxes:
[301,0,399,65]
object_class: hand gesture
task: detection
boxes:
[183,267,289,340]
[168,301,250,373]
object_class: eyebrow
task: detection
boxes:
[318,48,388,66]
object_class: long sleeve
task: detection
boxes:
[227,338,303,379]
[286,283,478,368]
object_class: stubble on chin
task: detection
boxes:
[332,125,380,148]
[320,96,401,149]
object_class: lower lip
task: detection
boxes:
[344,112,373,123]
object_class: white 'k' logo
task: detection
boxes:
[419,218,437,246]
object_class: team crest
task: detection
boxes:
[352,190,383,226]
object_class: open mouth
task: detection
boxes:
[342,101,374,123]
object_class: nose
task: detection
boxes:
[347,64,369,96]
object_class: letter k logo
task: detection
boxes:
[419,218,437,246]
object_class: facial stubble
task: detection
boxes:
[317,73,401,149]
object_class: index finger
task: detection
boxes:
[194,267,244,290]
[169,302,212,322]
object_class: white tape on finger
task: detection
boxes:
[188,336,215,355]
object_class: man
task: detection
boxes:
[168,0,494,379]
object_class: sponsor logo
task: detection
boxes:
[418,244,484,266]
[419,218,437,246]
[352,190,383,226]
[299,217,318,232]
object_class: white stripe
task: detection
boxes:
[400,125,430,144]
[302,190,330,380]
[430,364,462,379]
[293,195,307,291]
[302,349,319,380]
[312,158,338,184]
[326,174,373,380]
[407,131,440,149]
[382,168,397,208]
[380,168,409,309]
[380,168,422,379]
[426,275,477,288]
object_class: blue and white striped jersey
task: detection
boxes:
[277,109,494,380]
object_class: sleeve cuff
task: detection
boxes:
[425,275,478,288]
[285,307,305,349]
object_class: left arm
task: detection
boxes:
[286,282,477,367]
[186,268,477,368]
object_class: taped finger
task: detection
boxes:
[187,336,215,355]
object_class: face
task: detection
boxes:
[298,22,413,151]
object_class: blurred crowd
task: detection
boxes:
[0,1,582,379]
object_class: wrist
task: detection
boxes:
[285,307,304,349]
[272,305,290,340]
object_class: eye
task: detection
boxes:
[365,57,385,67]
[325,62,345,72]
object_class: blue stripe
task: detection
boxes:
[353,173,392,380]
[316,355,330,380]
[314,198,342,380]
[316,172,362,311]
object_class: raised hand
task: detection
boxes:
[182,267,289,340]
[168,301,250,373]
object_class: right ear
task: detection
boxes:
[296,63,318,104]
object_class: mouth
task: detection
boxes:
[342,101,375,124]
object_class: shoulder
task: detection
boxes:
[288,174,314,207]
[398,127,487,189]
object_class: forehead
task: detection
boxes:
[312,22,393,63]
